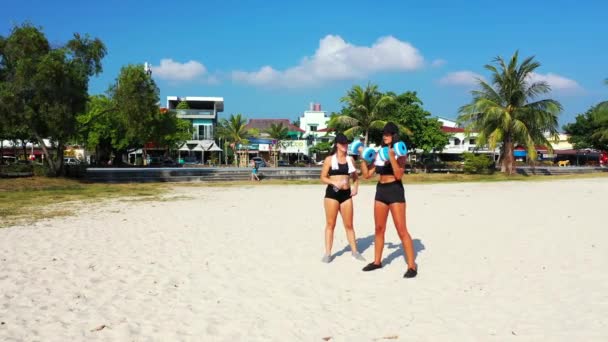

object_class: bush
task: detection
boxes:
[445,161,464,170]
[463,153,495,174]
[3,164,33,173]
[33,164,52,176]
[293,161,307,167]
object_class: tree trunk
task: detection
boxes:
[22,140,27,161]
[364,129,369,146]
[34,134,56,175]
[56,142,65,176]
[0,140,3,164]
[503,139,515,175]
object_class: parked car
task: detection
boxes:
[64,157,81,165]
[2,156,17,164]
[149,157,181,167]
[277,160,290,167]
[181,156,199,165]
[251,157,266,167]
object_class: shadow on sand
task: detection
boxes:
[333,234,425,265]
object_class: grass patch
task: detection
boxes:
[2,172,606,227]
[0,177,169,227]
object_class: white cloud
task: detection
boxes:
[526,72,582,92]
[151,59,207,82]
[232,35,425,87]
[431,59,446,67]
[439,71,485,86]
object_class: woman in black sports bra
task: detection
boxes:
[358,122,417,278]
[319,133,365,263]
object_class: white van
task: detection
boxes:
[64,157,81,165]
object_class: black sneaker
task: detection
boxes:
[362,262,382,272]
[403,268,417,278]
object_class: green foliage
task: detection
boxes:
[176,101,190,109]
[330,85,447,151]
[462,152,495,174]
[0,23,106,175]
[563,80,607,151]
[76,66,175,163]
[309,141,333,154]
[151,111,191,150]
[563,106,603,150]
[109,64,160,148]
[216,114,250,165]
[265,123,289,140]
[458,51,561,175]
[385,91,448,152]
[331,83,395,145]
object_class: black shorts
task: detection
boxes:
[375,181,406,205]
[325,185,352,204]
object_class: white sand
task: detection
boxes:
[1,178,607,341]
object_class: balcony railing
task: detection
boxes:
[192,133,214,141]
[174,109,215,116]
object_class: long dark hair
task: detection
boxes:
[329,143,338,156]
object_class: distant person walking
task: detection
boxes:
[250,159,260,181]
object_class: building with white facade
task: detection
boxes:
[436,118,498,160]
[299,103,330,139]
[167,96,224,164]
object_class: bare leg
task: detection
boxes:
[389,202,416,270]
[323,198,340,261]
[373,201,390,265]
[338,198,357,252]
[339,198,365,261]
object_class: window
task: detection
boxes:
[454,138,461,146]
[310,125,317,132]
[193,124,214,140]
[469,138,476,145]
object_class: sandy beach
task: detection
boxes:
[1,178,607,341]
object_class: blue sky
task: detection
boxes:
[2,0,607,126]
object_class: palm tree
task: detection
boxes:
[216,113,250,166]
[265,122,290,140]
[458,51,562,175]
[590,79,608,145]
[332,83,395,145]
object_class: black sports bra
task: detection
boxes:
[375,161,394,176]
[328,163,349,176]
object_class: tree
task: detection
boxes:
[385,91,448,153]
[265,122,289,140]
[564,81,608,151]
[458,51,562,175]
[109,64,160,153]
[216,114,249,166]
[151,109,191,152]
[0,23,106,175]
[77,66,182,165]
[332,83,395,145]
[75,95,122,164]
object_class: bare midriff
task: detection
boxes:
[379,174,399,184]
[329,175,351,190]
